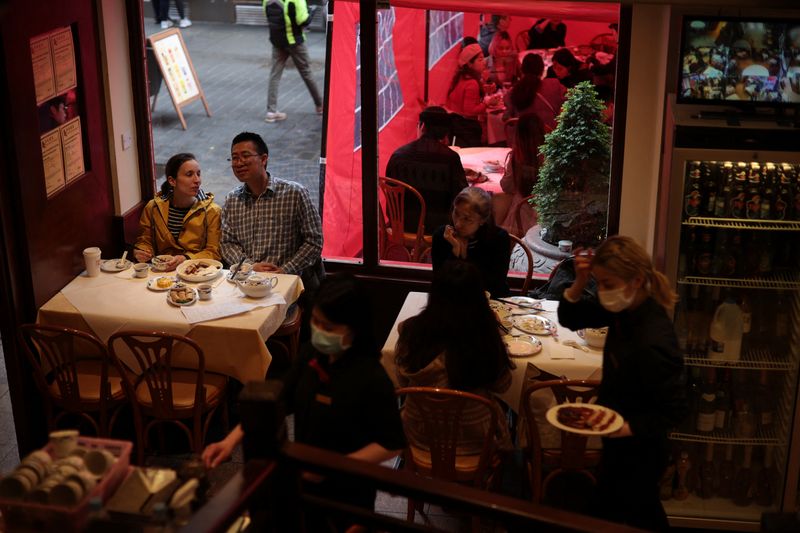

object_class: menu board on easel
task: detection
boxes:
[148,28,212,130]
[31,26,84,198]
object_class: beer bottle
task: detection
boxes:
[694,228,715,277]
[775,164,792,220]
[730,163,748,218]
[760,164,775,220]
[704,162,718,216]
[745,163,762,220]
[698,443,716,499]
[792,163,800,221]
[685,161,703,218]
[715,163,732,217]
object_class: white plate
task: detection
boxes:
[546,403,624,436]
[503,335,542,358]
[513,314,553,336]
[176,259,223,282]
[504,296,543,309]
[100,259,133,272]
[166,287,198,306]
[147,276,178,291]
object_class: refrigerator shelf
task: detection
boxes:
[683,350,795,370]
[678,273,800,290]
[682,217,800,231]
[669,430,783,446]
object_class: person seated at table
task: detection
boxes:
[478,14,510,56]
[202,273,406,523]
[546,48,592,89]
[432,187,511,297]
[499,112,545,238]
[385,106,467,234]
[503,53,566,132]
[395,260,513,454]
[220,131,323,290]
[487,31,519,87]
[527,18,566,50]
[133,152,221,270]
[558,236,687,531]
[447,44,502,145]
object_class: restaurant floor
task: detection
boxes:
[147,19,326,207]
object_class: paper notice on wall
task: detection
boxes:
[31,34,56,105]
[41,129,65,197]
[152,33,199,104]
[50,27,77,94]
[60,116,84,183]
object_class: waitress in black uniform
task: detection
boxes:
[558,236,687,531]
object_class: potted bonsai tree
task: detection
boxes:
[532,81,611,248]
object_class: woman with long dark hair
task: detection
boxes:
[395,260,512,453]
[504,53,566,131]
[499,112,545,237]
[559,236,687,530]
[547,47,591,89]
[203,274,406,517]
[432,187,511,297]
[133,153,221,270]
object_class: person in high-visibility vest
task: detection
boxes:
[263,0,323,122]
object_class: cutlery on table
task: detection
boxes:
[117,250,128,268]
[228,253,246,280]
[495,297,543,310]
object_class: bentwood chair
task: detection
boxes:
[266,305,303,376]
[396,387,500,529]
[19,324,126,437]
[379,177,431,262]
[108,330,228,464]
[508,234,535,295]
[521,379,602,506]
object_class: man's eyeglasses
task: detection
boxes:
[227,153,260,163]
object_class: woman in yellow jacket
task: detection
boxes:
[133,153,221,270]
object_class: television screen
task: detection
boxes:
[678,18,800,105]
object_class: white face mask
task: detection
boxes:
[598,285,636,313]
[311,323,351,355]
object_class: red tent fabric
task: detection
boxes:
[321,1,619,259]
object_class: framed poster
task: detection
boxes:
[148,28,211,130]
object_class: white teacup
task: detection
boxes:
[133,263,149,278]
[49,430,79,458]
[83,247,101,277]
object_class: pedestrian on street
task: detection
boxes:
[263,0,323,122]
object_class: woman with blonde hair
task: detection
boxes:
[558,235,687,531]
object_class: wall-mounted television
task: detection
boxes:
[678,17,800,106]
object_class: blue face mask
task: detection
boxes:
[311,323,351,355]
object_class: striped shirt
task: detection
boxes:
[220,175,323,277]
[167,205,191,240]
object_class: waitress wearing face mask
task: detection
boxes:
[558,236,687,532]
[203,274,406,523]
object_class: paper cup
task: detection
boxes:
[49,430,79,458]
[83,247,102,277]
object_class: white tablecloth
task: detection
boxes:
[453,146,511,195]
[380,292,603,413]
[38,269,304,383]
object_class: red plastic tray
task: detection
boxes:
[0,436,132,532]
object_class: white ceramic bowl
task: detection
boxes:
[236,274,278,298]
[581,327,608,349]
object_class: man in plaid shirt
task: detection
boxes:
[221,131,323,289]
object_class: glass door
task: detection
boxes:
[662,155,800,525]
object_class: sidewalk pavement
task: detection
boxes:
[146,20,327,206]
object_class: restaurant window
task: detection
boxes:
[321,2,621,279]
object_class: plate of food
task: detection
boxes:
[503,334,542,357]
[166,285,197,306]
[100,259,133,273]
[513,314,553,336]
[176,259,223,282]
[147,276,178,292]
[494,309,513,331]
[464,168,488,184]
[489,300,512,314]
[546,403,624,436]
[577,327,608,349]
[151,255,174,272]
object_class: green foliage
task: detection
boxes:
[532,81,611,246]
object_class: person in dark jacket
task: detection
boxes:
[527,18,566,50]
[385,106,467,234]
[558,236,688,531]
[432,187,511,297]
[263,0,323,122]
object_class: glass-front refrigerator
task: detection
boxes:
[660,141,800,530]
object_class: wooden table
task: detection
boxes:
[380,292,603,413]
[38,269,304,383]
